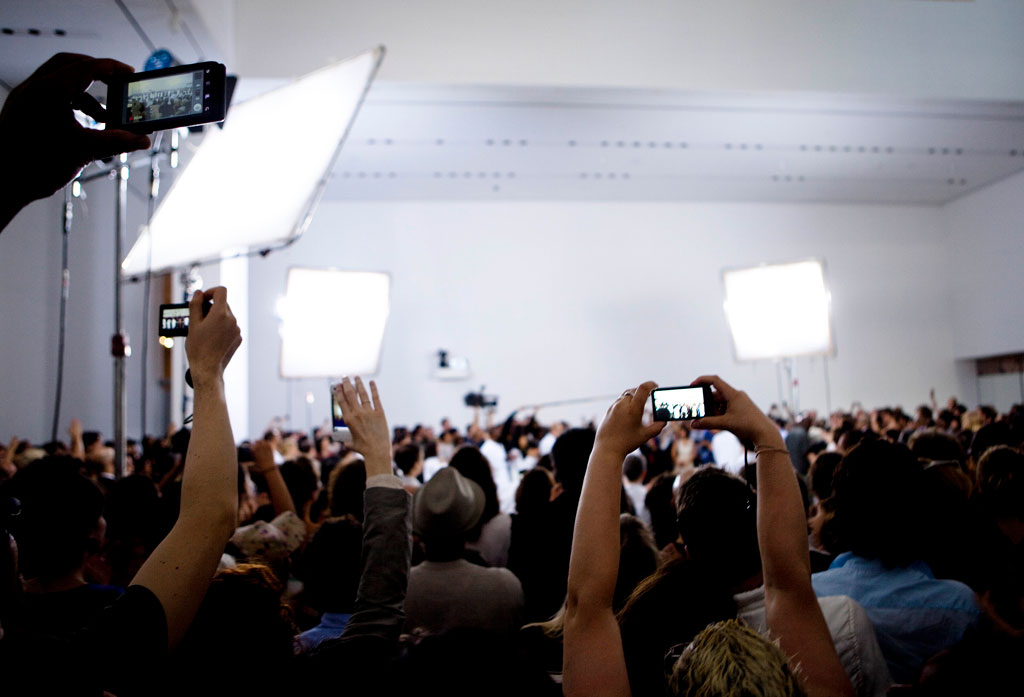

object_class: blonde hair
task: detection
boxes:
[668,620,805,697]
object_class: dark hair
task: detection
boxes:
[617,559,737,697]
[675,467,760,583]
[82,431,101,449]
[514,467,553,517]
[970,422,1014,461]
[394,444,422,476]
[909,428,967,469]
[281,457,319,509]
[449,446,500,534]
[807,451,841,501]
[623,453,646,482]
[1,456,104,580]
[644,474,679,550]
[551,428,595,494]
[329,459,366,521]
[297,516,363,613]
[615,513,659,611]
[104,474,165,585]
[975,446,1024,519]
[827,440,925,567]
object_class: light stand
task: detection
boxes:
[112,155,130,479]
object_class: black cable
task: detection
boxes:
[112,0,157,53]
[51,190,73,441]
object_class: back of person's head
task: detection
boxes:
[970,422,1014,463]
[281,457,319,510]
[551,428,596,494]
[974,446,1024,521]
[615,513,659,611]
[827,439,925,567]
[807,451,841,502]
[104,474,165,561]
[448,446,499,530]
[394,443,422,476]
[328,458,366,521]
[645,473,680,550]
[396,628,559,697]
[413,466,484,560]
[297,516,362,614]
[910,429,967,470]
[668,619,805,697]
[623,452,646,483]
[676,467,760,583]
[617,558,738,697]
[176,563,295,696]
[2,456,104,581]
[514,467,553,517]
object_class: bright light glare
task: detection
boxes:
[279,268,390,378]
[723,260,833,361]
[122,47,384,275]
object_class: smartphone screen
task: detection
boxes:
[651,386,707,421]
[159,303,190,337]
[108,61,226,133]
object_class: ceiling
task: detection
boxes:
[329,83,1024,205]
[3,1,1024,205]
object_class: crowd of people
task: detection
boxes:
[1,54,1023,696]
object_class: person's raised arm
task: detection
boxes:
[691,375,853,697]
[333,377,412,643]
[0,53,151,233]
[564,381,664,697]
[68,418,85,461]
[130,287,241,649]
[251,438,297,517]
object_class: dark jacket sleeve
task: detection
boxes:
[338,486,412,643]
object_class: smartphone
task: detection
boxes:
[330,385,352,443]
[159,303,191,337]
[107,61,227,133]
[651,385,715,422]
[158,299,212,337]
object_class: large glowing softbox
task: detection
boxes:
[278,268,390,378]
[722,260,834,361]
[122,47,384,275]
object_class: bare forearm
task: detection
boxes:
[180,381,238,522]
[567,446,622,612]
[754,441,811,590]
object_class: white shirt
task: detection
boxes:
[711,430,747,476]
[538,431,556,457]
[422,456,445,482]
[480,438,516,514]
[735,586,892,697]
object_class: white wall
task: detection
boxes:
[233,0,1024,101]
[245,200,960,436]
[942,169,1024,360]
[0,181,174,442]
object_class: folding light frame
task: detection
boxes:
[722,259,835,362]
[122,46,384,275]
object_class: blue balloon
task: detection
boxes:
[144,49,177,71]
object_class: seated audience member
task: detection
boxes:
[812,439,980,684]
[508,428,595,622]
[564,378,855,697]
[622,453,650,525]
[449,446,512,568]
[3,287,242,696]
[2,457,122,634]
[621,465,889,697]
[292,378,413,695]
[294,516,363,652]
[403,467,524,635]
[0,53,151,234]
[523,512,661,678]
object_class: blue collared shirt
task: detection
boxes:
[812,552,979,684]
